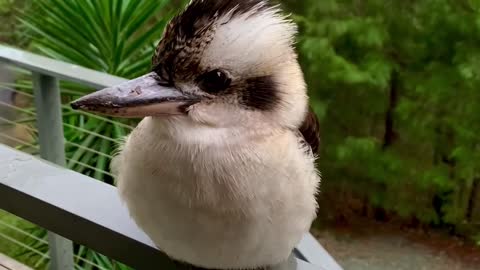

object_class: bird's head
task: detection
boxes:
[72,0,308,130]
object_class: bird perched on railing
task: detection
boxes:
[72,0,321,269]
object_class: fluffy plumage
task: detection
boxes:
[112,1,321,269]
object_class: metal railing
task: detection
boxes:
[0,45,343,270]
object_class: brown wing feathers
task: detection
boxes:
[299,106,321,154]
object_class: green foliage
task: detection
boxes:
[0,0,30,46]
[21,0,175,78]
[0,210,46,267]
[285,0,480,232]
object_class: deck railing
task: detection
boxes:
[0,45,343,270]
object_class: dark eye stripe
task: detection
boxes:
[240,75,279,111]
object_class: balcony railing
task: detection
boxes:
[0,45,343,270]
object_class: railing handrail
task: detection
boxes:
[0,44,343,270]
[0,45,126,89]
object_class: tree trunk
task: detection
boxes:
[373,70,400,221]
[466,178,479,222]
[382,70,399,149]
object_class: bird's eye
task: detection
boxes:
[197,69,231,94]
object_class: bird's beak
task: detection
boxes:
[70,72,200,118]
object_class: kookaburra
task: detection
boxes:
[72,0,321,269]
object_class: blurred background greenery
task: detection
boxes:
[0,0,479,269]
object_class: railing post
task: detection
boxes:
[33,73,74,270]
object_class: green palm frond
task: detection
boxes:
[22,0,174,78]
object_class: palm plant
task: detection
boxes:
[18,0,182,182]
[0,0,187,269]
[23,0,173,77]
